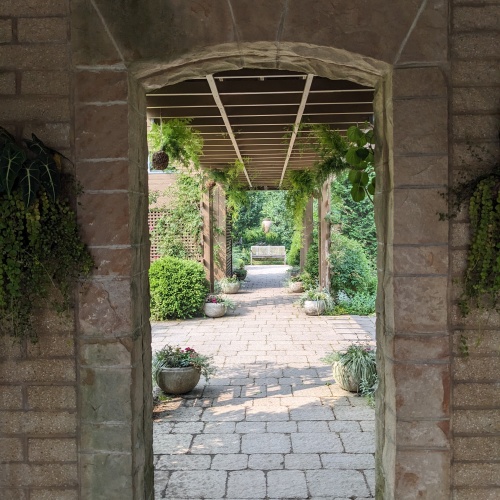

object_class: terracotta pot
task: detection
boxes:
[203,302,227,318]
[303,300,326,316]
[331,361,359,392]
[288,281,304,293]
[156,366,201,395]
[221,282,240,294]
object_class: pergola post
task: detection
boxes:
[300,197,314,270]
[202,184,215,292]
[213,185,229,281]
[318,180,331,290]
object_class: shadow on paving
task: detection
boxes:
[152,265,376,499]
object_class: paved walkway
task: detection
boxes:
[152,265,376,500]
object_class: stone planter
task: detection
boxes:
[221,282,241,294]
[203,302,227,318]
[288,281,304,293]
[156,366,201,395]
[303,299,326,316]
[331,361,359,392]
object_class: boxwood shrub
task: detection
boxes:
[149,256,209,320]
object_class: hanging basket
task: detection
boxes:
[152,150,170,170]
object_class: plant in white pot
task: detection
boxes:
[153,345,217,395]
[203,294,235,318]
[299,288,332,316]
[218,275,241,294]
[321,343,377,403]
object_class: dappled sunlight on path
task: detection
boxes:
[152,265,376,499]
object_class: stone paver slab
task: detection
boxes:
[291,433,344,453]
[267,470,308,498]
[167,470,226,498]
[191,434,241,454]
[211,453,248,470]
[242,433,291,454]
[153,434,193,454]
[227,470,266,498]
[248,453,284,470]
[306,469,370,497]
[285,453,322,469]
[340,432,376,453]
[156,454,210,470]
[321,453,375,469]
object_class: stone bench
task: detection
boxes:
[250,245,286,265]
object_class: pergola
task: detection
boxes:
[146,69,374,287]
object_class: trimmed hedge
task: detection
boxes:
[149,256,209,320]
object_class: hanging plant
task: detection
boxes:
[0,127,93,341]
[147,118,203,170]
[208,159,249,220]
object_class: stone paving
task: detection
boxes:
[152,265,376,500]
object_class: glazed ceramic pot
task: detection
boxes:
[156,366,201,394]
[303,299,326,316]
[288,281,304,293]
[331,361,359,392]
[203,302,227,318]
[221,282,241,294]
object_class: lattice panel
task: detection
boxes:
[149,209,201,261]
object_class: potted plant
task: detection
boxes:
[153,345,217,395]
[321,344,377,399]
[218,275,241,294]
[203,294,235,318]
[288,273,305,293]
[299,288,332,316]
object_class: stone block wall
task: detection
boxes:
[450,2,500,498]
[0,2,80,499]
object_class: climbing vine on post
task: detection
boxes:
[0,127,93,341]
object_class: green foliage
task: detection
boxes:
[304,238,319,280]
[329,232,376,298]
[330,172,377,261]
[152,173,203,259]
[209,159,249,219]
[147,119,203,169]
[321,343,377,401]
[149,257,209,320]
[152,345,217,383]
[287,230,301,266]
[0,129,93,341]
[299,287,333,306]
[333,291,376,316]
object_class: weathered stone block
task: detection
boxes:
[454,409,500,435]
[0,72,16,94]
[395,450,450,499]
[0,19,13,43]
[74,104,129,160]
[18,17,68,43]
[454,437,500,461]
[0,336,22,359]
[453,114,500,142]
[27,333,74,358]
[78,278,132,336]
[0,97,70,122]
[0,463,77,487]
[0,46,68,71]
[79,341,132,366]
[0,410,76,435]
[453,357,500,381]
[453,463,500,487]
[77,193,130,246]
[396,420,449,448]
[452,490,500,500]
[76,160,129,191]
[21,71,69,96]
[28,438,77,462]
[166,470,226,499]
[394,245,448,276]
[80,368,133,422]
[0,360,75,383]
[453,330,500,356]
[393,67,447,98]
[393,99,448,155]
[0,0,68,16]
[453,5,500,31]
[394,363,450,418]
[453,87,500,114]
[0,437,23,462]
[452,32,499,59]
[75,70,128,103]
[22,123,70,149]
[0,386,23,410]
[393,277,448,332]
[393,155,448,187]
[452,60,500,86]
[453,382,500,408]
[394,335,449,362]
[29,490,77,500]
[0,489,27,500]
[27,386,76,411]
[450,222,470,248]
[80,423,132,453]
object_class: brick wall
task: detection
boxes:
[450,1,500,498]
[0,2,80,499]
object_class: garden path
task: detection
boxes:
[152,265,376,499]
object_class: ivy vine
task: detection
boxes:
[0,127,93,341]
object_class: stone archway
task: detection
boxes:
[65,2,453,498]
